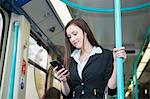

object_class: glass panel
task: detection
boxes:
[0,12,4,87]
[29,36,52,98]
[0,13,3,52]
[0,13,3,41]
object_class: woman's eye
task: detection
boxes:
[73,32,78,35]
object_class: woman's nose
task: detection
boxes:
[70,36,76,42]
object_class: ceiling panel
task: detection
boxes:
[38,15,63,39]
[22,0,53,23]
[21,0,64,46]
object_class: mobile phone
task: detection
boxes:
[50,60,64,71]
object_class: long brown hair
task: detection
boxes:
[64,18,101,69]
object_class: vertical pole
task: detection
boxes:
[114,0,125,99]
[135,72,139,99]
[8,22,19,99]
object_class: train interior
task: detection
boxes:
[0,0,150,98]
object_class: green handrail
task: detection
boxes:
[132,26,150,99]
[61,0,150,13]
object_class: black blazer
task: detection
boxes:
[65,48,113,98]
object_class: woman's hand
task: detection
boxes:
[108,47,127,89]
[113,47,127,62]
[53,66,69,83]
[53,67,70,96]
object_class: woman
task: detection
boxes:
[53,18,126,98]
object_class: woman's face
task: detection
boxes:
[66,24,84,49]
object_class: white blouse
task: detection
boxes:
[71,46,102,79]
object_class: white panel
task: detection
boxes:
[22,0,64,45]
[22,0,53,23]
[25,64,39,99]
[38,15,63,38]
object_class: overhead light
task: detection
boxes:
[50,0,72,26]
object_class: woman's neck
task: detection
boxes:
[80,42,93,55]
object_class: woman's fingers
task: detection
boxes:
[54,68,65,78]
[113,47,127,62]
[53,67,69,82]
[53,66,58,74]
[57,68,65,75]
[113,47,125,52]
[57,70,69,82]
[115,50,126,55]
[116,52,127,59]
[57,69,68,78]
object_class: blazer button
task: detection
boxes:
[81,82,84,86]
[81,90,84,95]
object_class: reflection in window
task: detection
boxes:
[0,13,3,43]
[29,37,49,98]
[0,11,4,87]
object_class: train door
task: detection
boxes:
[0,7,9,87]
[0,12,30,99]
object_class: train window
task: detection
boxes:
[28,36,50,98]
[0,12,3,53]
[0,11,4,87]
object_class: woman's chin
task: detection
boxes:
[74,45,81,49]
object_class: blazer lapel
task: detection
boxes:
[82,54,100,72]
[71,59,82,81]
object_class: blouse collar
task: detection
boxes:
[71,46,102,59]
